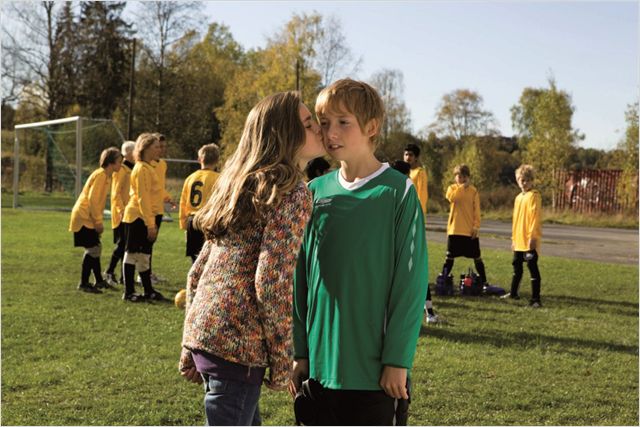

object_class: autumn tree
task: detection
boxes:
[312,14,361,87]
[369,68,411,146]
[617,102,639,211]
[511,78,583,205]
[429,89,498,142]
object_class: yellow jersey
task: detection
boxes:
[512,189,542,252]
[152,159,172,203]
[409,166,428,217]
[69,168,111,232]
[123,161,163,228]
[179,169,219,230]
[446,183,480,237]
[110,160,134,229]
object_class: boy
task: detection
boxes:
[104,140,135,285]
[148,133,173,283]
[404,144,438,323]
[291,79,428,425]
[178,143,220,263]
[502,164,542,307]
[441,164,490,287]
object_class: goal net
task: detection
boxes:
[8,116,125,210]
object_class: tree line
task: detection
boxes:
[2,2,637,210]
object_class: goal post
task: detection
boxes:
[13,116,83,208]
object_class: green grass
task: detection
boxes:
[2,209,638,425]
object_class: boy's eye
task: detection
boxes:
[339,120,349,125]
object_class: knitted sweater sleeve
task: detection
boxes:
[254,183,312,387]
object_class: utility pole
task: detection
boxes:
[127,38,136,140]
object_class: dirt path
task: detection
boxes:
[426,216,638,265]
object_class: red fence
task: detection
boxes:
[554,169,638,214]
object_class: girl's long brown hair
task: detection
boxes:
[196,91,305,239]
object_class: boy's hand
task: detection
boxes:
[95,223,104,234]
[147,225,158,241]
[529,238,537,251]
[471,228,479,239]
[379,366,408,400]
[511,241,515,251]
[288,358,309,398]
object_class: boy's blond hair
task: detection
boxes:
[515,164,535,181]
[198,143,220,166]
[454,164,471,177]
[315,78,385,145]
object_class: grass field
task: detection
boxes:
[1,209,638,425]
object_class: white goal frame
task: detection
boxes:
[13,116,83,208]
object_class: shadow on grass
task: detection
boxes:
[547,294,638,310]
[420,325,639,355]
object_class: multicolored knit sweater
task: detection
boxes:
[180,181,312,387]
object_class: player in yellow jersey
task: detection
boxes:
[179,143,220,263]
[149,133,174,283]
[104,141,135,285]
[440,164,490,287]
[69,147,122,293]
[502,164,543,307]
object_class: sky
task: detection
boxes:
[200,0,638,151]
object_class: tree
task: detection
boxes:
[511,78,583,206]
[429,89,498,142]
[216,13,323,161]
[76,1,131,118]
[617,102,639,211]
[312,14,361,87]
[369,69,411,145]
[132,1,203,128]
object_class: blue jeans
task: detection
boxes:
[203,374,261,426]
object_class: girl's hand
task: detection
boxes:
[288,359,309,398]
[379,366,408,399]
[180,366,202,384]
[264,378,287,392]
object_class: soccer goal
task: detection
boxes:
[11,116,125,210]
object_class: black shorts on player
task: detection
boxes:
[186,214,205,263]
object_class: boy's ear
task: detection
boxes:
[365,119,380,138]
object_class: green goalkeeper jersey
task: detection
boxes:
[293,164,429,390]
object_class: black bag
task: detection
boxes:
[294,378,336,426]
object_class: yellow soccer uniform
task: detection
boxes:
[446,183,480,237]
[123,161,163,228]
[409,166,428,217]
[69,168,111,232]
[110,161,133,229]
[152,159,172,203]
[179,169,219,230]
[512,189,542,252]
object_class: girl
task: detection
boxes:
[121,133,165,302]
[179,91,324,426]
[69,147,122,293]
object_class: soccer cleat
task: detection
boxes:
[426,313,439,324]
[104,272,118,286]
[500,292,520,300]
[78,283,102,294]
[144,290,165,301]
[122,293,144,302]
[94,280,113,289]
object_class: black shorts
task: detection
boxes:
[446,235,481,259]
[185,215,205,257]
[124,218,155,254]
[155,214,163,230]
[112,224,126,245]
[74,226,100,248]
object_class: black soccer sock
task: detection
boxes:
[474,258,487,285]
[442,258,454,277]
[190,255,198,264]
[140,269,154,295]
[81,253,92,285]
[123,263,136,295]
[91,256,104,283]
[106,252,120,275]
[531,278,541,302]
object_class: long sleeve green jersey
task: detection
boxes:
[293,165,428,390]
